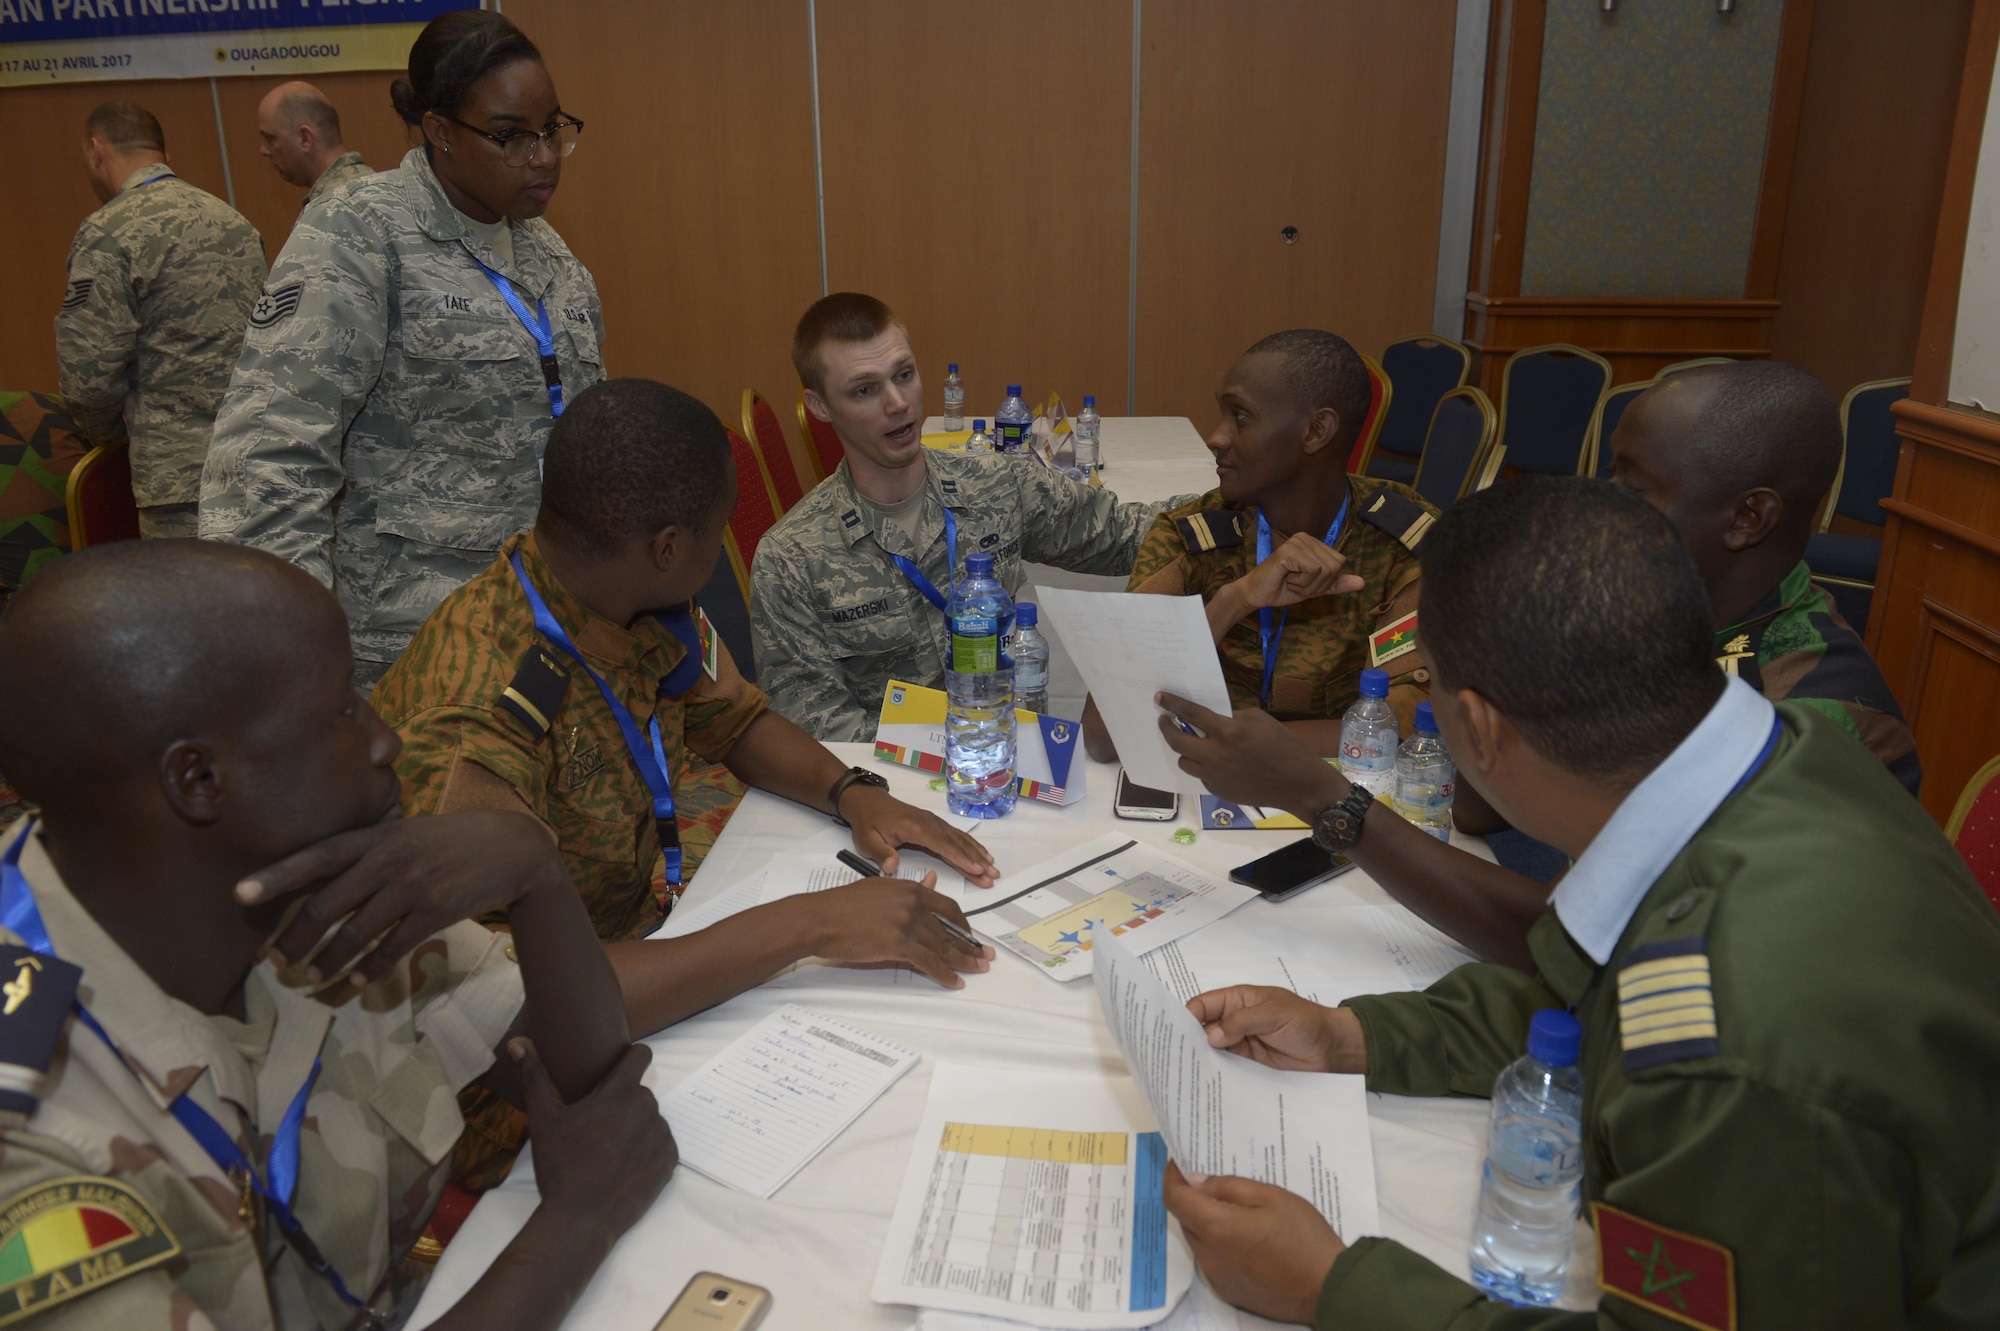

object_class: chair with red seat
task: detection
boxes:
[1946,755,2000,915]
[65,442,142,550]
[1345,354,1393,476]
[723,427,783,602]
[796,392,844,483]
[743,388,811,513]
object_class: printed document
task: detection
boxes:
[1036,589,1232,794]
[660,1004,919,1198]
[1140,905,1477,1008]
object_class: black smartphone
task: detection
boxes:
[1229,837,1357,901]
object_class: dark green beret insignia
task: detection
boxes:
[495,644,572,738]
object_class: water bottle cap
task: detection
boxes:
[1358,668,1389,698]
[1527,1009,1582,1067]
[1414,701,1438,733]
[965,552,995,577]
[1083,395,1096,407]
[1015,603,1037,626]
[1007,385,1022,396]
[948,363,959,373]
[973,419,986,430]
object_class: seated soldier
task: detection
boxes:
[372,378,999,1184]
[752,293,1168,741]
[1083,329,1437,763]
[1150,477,2000,1329]
[1282,358,1927,970]
[0,540,675,1329]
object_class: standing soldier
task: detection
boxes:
[56,101,265,539]
[255,80,373,209]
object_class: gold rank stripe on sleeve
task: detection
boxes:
[1617,940,1720,1072]
[1173,510,1247,554]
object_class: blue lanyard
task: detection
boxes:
[890,507,958,614]
[470,257,565,419]
[0,823,379,1322]
[1254,494,1349,708]
[510,553,682,886]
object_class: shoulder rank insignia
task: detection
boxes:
[496,643,572,739]
[1357,489,1436,551]
[0,945,81,1117]
[0,1175,181,1325]
[1617,936,1719,1073]
[1368,611,1419,668]
[58,280,93,313]
[1175,509,1247,554]
[1592,1201,1737,1331]
[1714,632,1754,677]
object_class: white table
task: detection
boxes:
[923,415,1219,719]
[412,747,1597,1330]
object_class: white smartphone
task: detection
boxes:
[1113,768,1180,820]
[655,1273,772,1331]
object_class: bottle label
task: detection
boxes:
[951,631,998,673]
[998,422,1027,452]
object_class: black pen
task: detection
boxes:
[836,849,985,951]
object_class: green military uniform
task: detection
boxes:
[1129,478,1435,728]
[0,818,525,1329]
[1316,700,2000,1329]
[751,451,1167,741]
[1713,559,1920,796]
[0,392,91,597]
[56,163,265,537]
[200,148,607,684]
[302,151,371,210]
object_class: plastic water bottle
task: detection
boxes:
[1074,395,1103,487]
[946,552,1018,819]
[1338,668,1400,798]
[995,385,1033,458]
[1468,1009,1585,1307]
[1392,701,1455,841]
[943,363,965,430]
[966,419,995,453]
[1006,603,1050,716]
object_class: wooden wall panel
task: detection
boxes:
[1767,0,1970,396]
[816,0,1133,423]
[507,0,822,433]
[1136,0,1457,431]
[0,79,230,395]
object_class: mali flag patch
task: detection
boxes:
[1368,611,1418,668]
[1593,1202,1736,1331]
[0,1176,180,1324]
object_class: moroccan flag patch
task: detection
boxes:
[0,1176,180,1323]
[1368,611,1418,668]
[1593,1202,1736,1331]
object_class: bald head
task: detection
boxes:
[0,542,346,810]
[256,81,346,187]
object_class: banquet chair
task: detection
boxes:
[65,442,141,550]
[1946,754,2000,914]
[723,427,784,602]
[1410,387,1497,511]
[1494,343,1612,477]
[743,388,810,514]
[1371,334,1472,484]
[797,392,844,483]
[1806,376,1910,634]
[1580,379,1654,479]
[1346,354,1393,476]
[1657,356,1735,377]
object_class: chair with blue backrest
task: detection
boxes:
[1494,343,1612,477]
[1410,387,1498,511]
[1581,379,1655,479]
[1370,334,1472,485]
[1806,377,1910,633]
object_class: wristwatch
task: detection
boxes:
[1311,785,1374,851]
[826,765,890,826]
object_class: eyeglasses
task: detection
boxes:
[444,115,584,167]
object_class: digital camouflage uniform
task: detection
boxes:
[1129,477,1435,729]
[0,392,91,596]
[200,147,606,678]
[301,153,370,211]
[752,451,1165,741]
[373,534,767,1189]
[1712,559,1920,796]
[56,164,265,534]
[1316,705,2000,1330]
[0,819,525,1330]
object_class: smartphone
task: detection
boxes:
[1229,837,1357,901]
[655,1274,772,1331]
[1114,768,1180,821]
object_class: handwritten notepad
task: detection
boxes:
[661,1004,921,1198]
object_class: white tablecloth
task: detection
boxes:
[412,747,1597,1330]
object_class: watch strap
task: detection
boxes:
[1311,784,1374,851]
[826,765,889,826]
